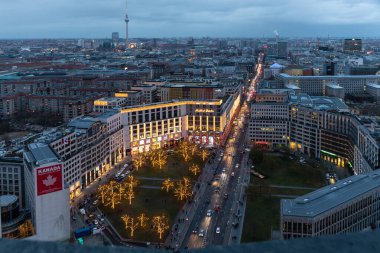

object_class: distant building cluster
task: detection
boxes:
[0,34,380,242]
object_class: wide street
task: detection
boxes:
[181,54,264,249]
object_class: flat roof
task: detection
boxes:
[26,143,59,166]
[279,73,380,79]
[367,83,380,89]
[282,171,380,218]
[0,195,18,207]
[326,83,344,89]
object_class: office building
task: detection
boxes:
[278,74,380,96]
[23,143,70,241]
[281,171,380,239]
[343,38,362,52]
[278,41,288,59]
[249,91,380,174]
[249,102,289,146]
[122,94,241,153]
[160,83,225,102]
[112,32,119,43]
[323,61,336,76]
[0,157,24,208]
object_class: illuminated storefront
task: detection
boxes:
[121,97,241,153]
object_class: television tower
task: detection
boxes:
[125,0,129,47]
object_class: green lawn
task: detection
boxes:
[100,187,181,242]
[242,195,280,242]
[254,154,326,188]
[242,152,327,242]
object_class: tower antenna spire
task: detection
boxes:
[125,0,129,47]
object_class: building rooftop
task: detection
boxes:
[0,195,18,207]
[68,118,97,129]
[282,170,380,218]
[289,94,349,112]
[279,73,380,79]
[326,83,344,89]
[367,83,380,89]
[24,143,59,167]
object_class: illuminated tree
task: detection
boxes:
[152,215,169,240]
[125,175,139,190]
[189,164,201,176]
[179,141,191,161]
[108,180,118,195]
[103,180,120,209]
[115,182,126,201]
[174,178,192,201]
[18,220,35,238]
[133,153,145,171]
[161,178,175,192]
[121,215,139,237]
[153,148,168,170]
[137,213,150,228]
[201,149,209,161]
[105,191,120,209]
[125,186,135,205]
[190,143,198,156]
[98,184,110,204]
[183,176,191,188]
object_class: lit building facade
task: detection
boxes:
[122,94,241,153]
[249,102,289,146]
[249,92,380,173]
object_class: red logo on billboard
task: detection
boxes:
[37,164,63,196]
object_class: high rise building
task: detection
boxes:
[323,61,336,76]
[112,32,119,43]
[277,41,288,59]
[125,1,129,46]
[343,38,362,52]
[23,143,70,241]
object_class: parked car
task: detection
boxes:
[198,229,205,237]
[216,227,221,234]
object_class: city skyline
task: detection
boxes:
[1,0,380,39]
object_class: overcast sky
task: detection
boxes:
[1,0,380,38]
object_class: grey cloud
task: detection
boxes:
[0,0,380,38]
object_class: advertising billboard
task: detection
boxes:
[36,164,63,196]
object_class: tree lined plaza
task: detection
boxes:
[98,141,210,242]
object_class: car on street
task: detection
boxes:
[207,209,212,216]
[222,168,226,173]
[198,229,205,237]
[93,200,99,206]
[224,193,228,199]
[235,164,240,169]
[216,227,221,234]
[231,172,235,177]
